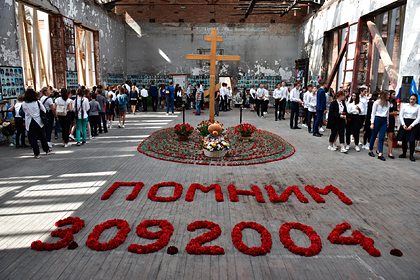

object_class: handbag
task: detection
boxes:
[37,101,48,125]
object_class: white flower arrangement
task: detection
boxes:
[202,136,230,152]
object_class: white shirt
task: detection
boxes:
[176,90,182,97]
[220,87,227,98]
[199,85,204,93]
[307,94,317,112]
[264,89,269,101]
[55,97,72,112]
[370,100,390,125]
[73,97,90,119]
[346,101,364,115]
[399,103,420,127]
[40,96,53,112]
[107,91,116,101]
[14,102,23,118]
[273,88,281,99]
[22,101,46,131]
[359,96,368,115]
[256,88,265,100]
[140,88,148,97]
[250,88,256,99]
[279,86,289,101]
[338,100,345,114]
[124,84,130,92]
[303,91,311,108]
[289,88,300,102]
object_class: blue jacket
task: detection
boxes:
[316,87,326,111]
[166,86,175,99]
[149,86,158,97]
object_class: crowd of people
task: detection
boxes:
[247,79,420,161]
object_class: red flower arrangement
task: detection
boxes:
[327,222,381,257]
[231,222,272,256]
[236,123,257,136]
[148,182,183,202]
[185,183,224,202]
[31,217,85,251]
[174,123,194,136]
[86,219,131,251]
[264,185,309,203]
[305,185,352,205]
[185,220,225,255]
[228,184,265,203]
[279,222,322,257]
[128,220,174,254]
[101,182,145,201]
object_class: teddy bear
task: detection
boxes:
[207,123,224,140]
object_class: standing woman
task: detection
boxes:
[263,84,270,116]
[398,94,420,161]
[386,90,398,158]
[307,85,317,133]
[22,89,51,158]
[106,93,115,128]
[368,91,390,161]
[129,85,138,114]
[362,91,378,149]
[73,88,90,146]
[160,85,167,109]
[345,92,363,152]
[40,86,58,148]
[54,88,73,147]
[249,85,256,112]
[175,84,182,111]
[327,90,348,153]
[116,86,128,128]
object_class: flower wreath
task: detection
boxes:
[101,182,145,201]
[148,182,183,202]
[128,220,174,254]
[86,219,131,251]
[305,185,352,205]
[264,185,309,203]
[328,222,381,257]
[31,217,85,251]
[228,184,265,203]
[185,183,224,202]
[279,222,322,257]
[185,220,225,255]
[231,222,272,256]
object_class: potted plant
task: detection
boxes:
[174,123,194,141]
[201,137,230,158]
[0,118,16,146]
[236,123,257,142]
[197,119,224,137]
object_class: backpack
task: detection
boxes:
[56,99,67,116]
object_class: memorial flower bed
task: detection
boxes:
[137,126,295,166]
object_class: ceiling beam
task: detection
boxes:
[244,0,258,19]
[280,0,299,17]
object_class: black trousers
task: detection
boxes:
[15,117,26,145]
[58,115,71,143]
[215,100,220,116]
[200,92,205,110]
[29,120,49,155]
[152,96,158,111]
[262,100,268,114]
[290,102,299,128]
[89,115,100,135]
[330,126,345,144]
[303,108,309,124]
[227,98,231,110]
[402,141,415,156]
[274,99,280,120]
[98,112,107,133]
[142,97,148,111]
[221,97,227,112]
[45,110,54,142]
[255,99,262,117]
[279,99,286,119]
[346,114,361,145]
[307,111,316,132]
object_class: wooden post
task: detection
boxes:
[17,4,29,87]
[383,8,397,90]
[367,21,398,90]
[21,4,36,90]
[327,29,348,90]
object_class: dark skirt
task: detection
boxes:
[249,96,255,104]
[129,100,137,106]
[397,118,420,142]
[387,115,396,133]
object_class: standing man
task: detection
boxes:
[149,81,159,112]
[359,86,368,134]
[279,82,288,120]
[302,84,313,127]
[186,83,192,109]
[214,89,220,117]
[166,82,175,115]
[195,84,201,116]
[250,85,256,112]
[289,82,303,129]
[256,83,265,118]
[220,83,227,112]
[313,80,327,137]
[273,83,281,121]
[140,85,148,112]
[96,89,108,133]
[227,86,232,110]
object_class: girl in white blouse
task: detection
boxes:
[345,92,364,152]
[398,94,420,161]
[368,91,390,161]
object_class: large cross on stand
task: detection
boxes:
[186,29,241,120]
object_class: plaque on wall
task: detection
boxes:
[0,66,25,100]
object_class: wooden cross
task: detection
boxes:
[186,29,241,120]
